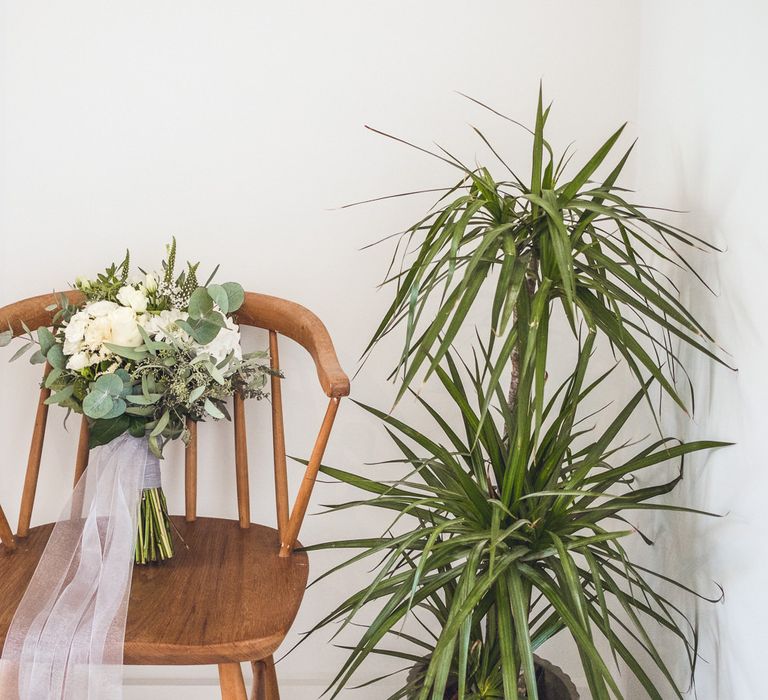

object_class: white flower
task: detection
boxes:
[65,312,89,342]
[79,305,142,355]
[63,339,81,356]
[198,316,242,364]
[83,316,113,349]
[143,272,159,293]
[63,310,90,355]
[116,285,148,313]
[66,351,92,371]
[88,300,119,318]
[143,309,190,343]
[108,306,143,347]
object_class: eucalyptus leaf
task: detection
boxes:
[204,398,225,419]
[89,415,130,448]
[46,344,66,369]
[45,368,63,388]
[83,391,115,419]
[94,372,125,395]
[37,327,56,355]
[125,394,163,405]
[206,284,230,314]
[178,318,223,345]
[188,287,213,319]
[101,397,127,420]
[29,349,47,365]
[189,385,206,403]
[104,343,149,362]
[150,410,170,438]
[9,343,32,362]
[44,384,75,406]
[221,282,244,313]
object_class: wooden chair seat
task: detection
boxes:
[0,517,309,665]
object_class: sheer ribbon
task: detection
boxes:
[1,434,156,699]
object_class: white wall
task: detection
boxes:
[628,2,768,698]
[0,2,651,697]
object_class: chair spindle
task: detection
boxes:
[185,418,198,522]
[233,393,250,529]
[73,416,90,486]
[269,331,289,539]
[279,397,340,557]
[17,363,52,538]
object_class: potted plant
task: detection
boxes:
[307,90,730,699]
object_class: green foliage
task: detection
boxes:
[310,90,731,699]
[6,240,267,456]
[312,348,727,699]
[366,89,728,413]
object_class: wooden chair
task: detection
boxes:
[0,291,350,699]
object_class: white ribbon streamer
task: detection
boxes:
[1,433,156,699]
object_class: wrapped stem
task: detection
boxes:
[134,438,174,565]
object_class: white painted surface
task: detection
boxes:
[627,2,768,699]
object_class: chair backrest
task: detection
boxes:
[0,291,349,557]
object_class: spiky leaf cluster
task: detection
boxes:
[309,90,731,700]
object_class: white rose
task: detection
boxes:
[66,351,92,371]
[116,285,148,313]
[108,306,143,347]
[63,311,89,355]
[87,300,119,318]
[64,311,89,342]
[63,339,82,356]
[198,316,242,363]
[84,316,113,349]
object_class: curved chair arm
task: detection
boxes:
[236,292,350,398]
[0,291,84,339]
[0,291,350,398]
[0,504,15,551]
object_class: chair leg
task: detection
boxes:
[251,656,280,700]
[218,662,248,700]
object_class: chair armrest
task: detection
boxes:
[237,292,350,398]
[0,290,84,338]
[1,291,351,397]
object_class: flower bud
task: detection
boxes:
[144,272,158,293]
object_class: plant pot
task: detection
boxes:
[532,656,579,699]
[406,655,579,700]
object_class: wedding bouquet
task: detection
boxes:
[6,239,272,563]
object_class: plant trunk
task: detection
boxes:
[507,254,539,415]
[504,253,538,693]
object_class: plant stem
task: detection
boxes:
[136,487,174,564]
[507,253,539,416]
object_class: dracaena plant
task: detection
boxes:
[307,90,731,699]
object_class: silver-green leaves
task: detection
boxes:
[3,241,267,457]
[178,282,244,345]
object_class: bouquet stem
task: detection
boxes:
[135,487,174,564]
